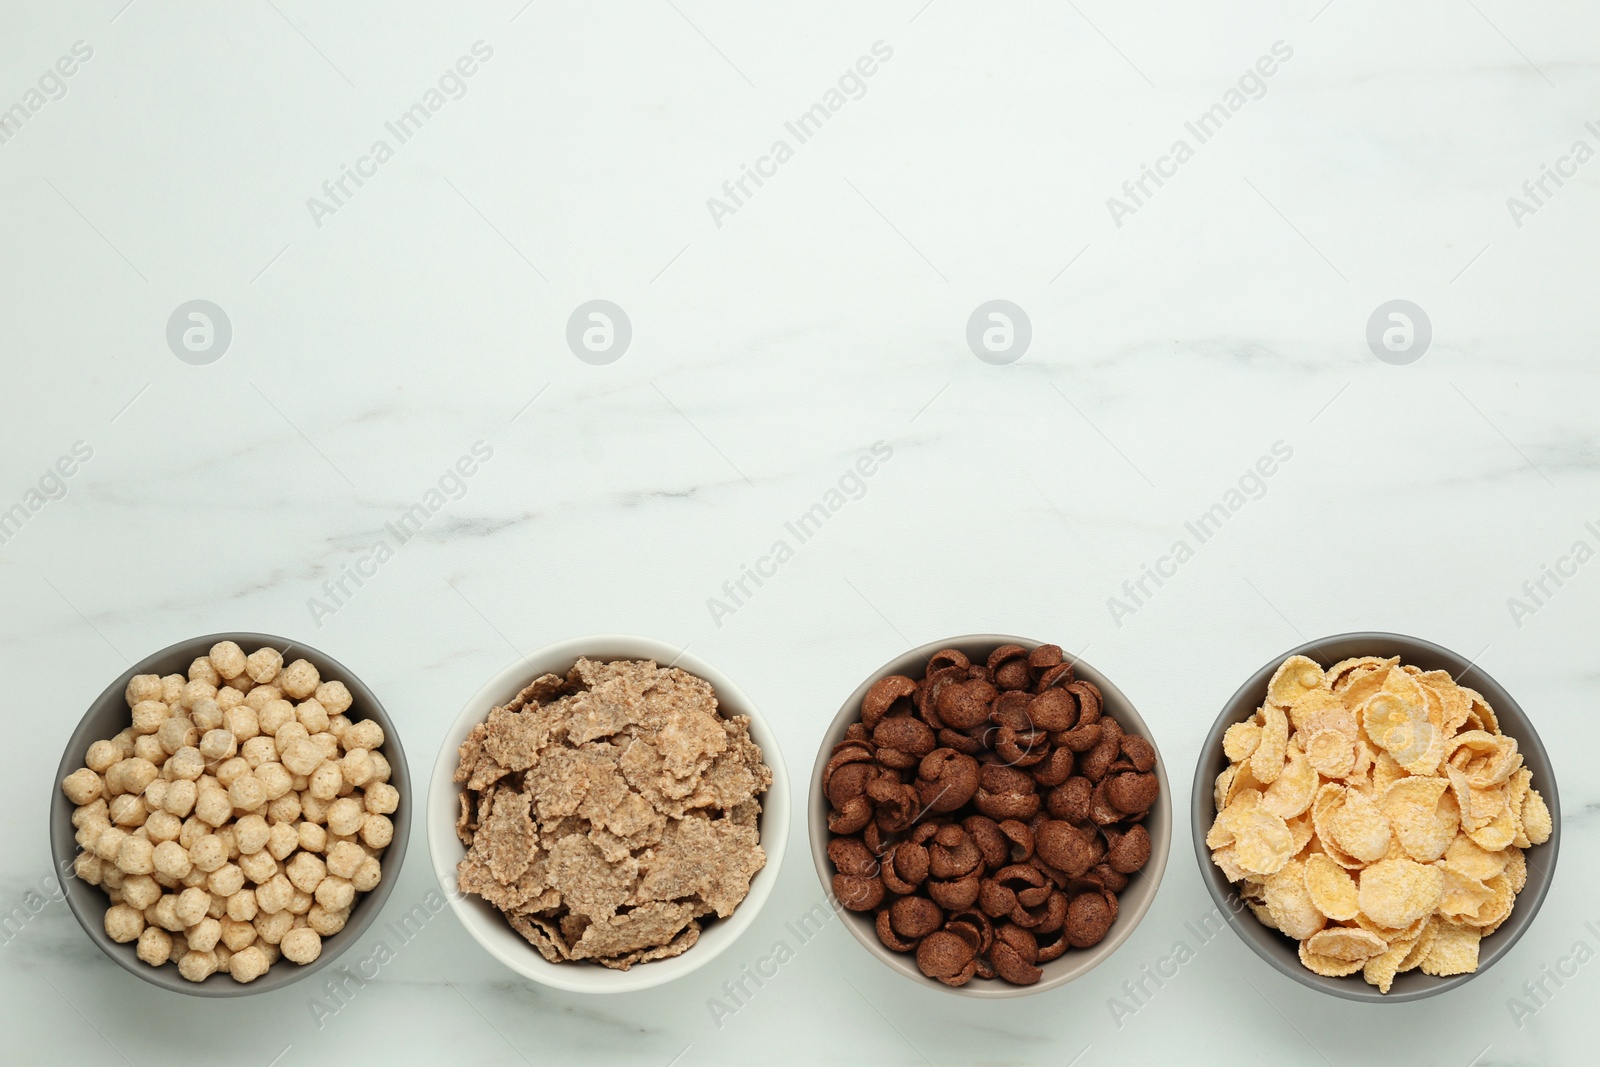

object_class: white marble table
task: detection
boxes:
[3,1,1597,1063]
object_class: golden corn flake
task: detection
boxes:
[1305,729,1355,779]
[1357,858,1443,930]
[1304,853,1361,921]
[1521,786,1553,845]
[1327,788,1392,863]
[1210,651,1553,991]
[1306,926,1388,962]
[1299,939,1366,976]
[1268,655,1327,709]
[1233,809,1295,877]
[1420,922,1481,977]
[1223,721,1263,762]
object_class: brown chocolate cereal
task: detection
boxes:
[825,644,1159,987]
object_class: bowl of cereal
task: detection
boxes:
[51,633,410,996]
[426,636,789,994]
[1192,633,1559,1002]
[809,636,1170,998]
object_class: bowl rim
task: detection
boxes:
[426,634,791,994]
[807,634,1171,998]
[49,631,412,997]
[1190,630,1562,1003]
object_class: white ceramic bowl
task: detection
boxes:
[427,635,790,993]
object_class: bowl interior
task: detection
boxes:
[1191,632,1561,1002]
[427,636,790,994]
[808,635,1171,998]
[50,632,411,997]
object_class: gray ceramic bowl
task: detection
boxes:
[810,635,1171,998]
[1192,632,1560,1002]
[50,633,411,997]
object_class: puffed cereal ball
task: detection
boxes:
[135,734,166,765]
[108,794,148,827]
[150,893,183,932]
[351,856,382,894]
[243,684,281,713]
[342,720,383,753]
[104,903,145,943]
[309,762,343,801]
[307,904,349,936]
[358,814,393,850]
[278,659,320,700]
[183,679,218,708]
[175,886,211,927]
[267,792,302,825]
[364,782,400,816]
[214,757,250,789]
[153,840,192,879]
[281,927,323,965]
[226,888,259,922]
[162,778,198,817]
[221,916,257,951]
[239,735,275,769]
[208,863,245,897]
[62,768,103,805]
[280,739,322,777]
[195,787,231,828]
[296,698,330,734]
[101,866,125,892]
[327,798,364,837]
[224,705,260,743]
[187,916,222,953]
[324,840,364,881]
[256,873,294,915]
[157,674,184,703]
[189,698,223,732]
[215,686,245,712]
[234,814,270,855]
[75,852,105,886]
[257,763,293,801]
[228,774,265,811]
[188,656,221,687]
[178,949,218,982]
[122,874,162,910]
[109,757,159,797]
[286,852,327,894]
[93,826,129,862]
[314,876,354,911]
[199,728,236,762]
[136,926,173,966]
[288,888,313,916]
[267,822,299,861]
[117,835,155,875]
[145,810,182,843]
[209,641,247,680]
[125,674,163,706]
[298,822,327,853]
[189,834,226,873]
[166,747,205,783]
[180,865,209,889]
[238,850,279,886]
[85,739,121,774]
[312,679,352,715]
[245,647,283,685]
[129,701,169,736]
[340,749,373,788]
[254,908,293,945]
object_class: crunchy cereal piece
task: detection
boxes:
[570,902,696,961]
[1419,921,1480,976]
[1223,721,1262,762]
[1521,786,1553,845]
[1298,938,1366,977]
[1357,858,1443,930]
[1361,934,1415,993]
[1267,656,1326,710]
[1380,776,1458,863]
[1304,854,1361,921]
[595,919,701,970]
[476,787,538,885]
[1305,926,1388,962]
[1249,705,1289,785]
[483,705,554,773]
[1262,860,1325,940]
[1326,788,1391,863]
[505,911,571,962]
[1262,745,1317,820]
[545,834,638,921]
